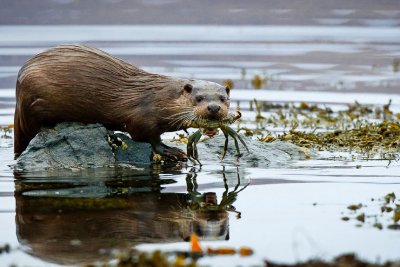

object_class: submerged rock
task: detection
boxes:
[14,123,312,171]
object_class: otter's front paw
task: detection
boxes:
[153,143,188,161]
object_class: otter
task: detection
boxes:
[14,44,230,160]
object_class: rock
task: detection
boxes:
[14,123,312,171]
[14,122,152,171]
[169,135,313,167]
[110,132,152,164]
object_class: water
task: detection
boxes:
[1,2,400,266]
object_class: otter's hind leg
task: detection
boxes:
[13,110,33,158]
[13,99,44,158]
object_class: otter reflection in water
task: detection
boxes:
[14,167,249,265]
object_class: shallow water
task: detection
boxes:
[1,133,400,266]
[1,4,400,265]
[1,100,400,267]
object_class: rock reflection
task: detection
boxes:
[13,166,248,265]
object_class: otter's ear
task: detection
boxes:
[225,86,230,96]
[183,84,193,94]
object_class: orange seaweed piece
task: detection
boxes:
[239,246,253,256]
[190,233,202,252]
[207,247,236,255]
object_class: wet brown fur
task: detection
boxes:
[14,44,229,157]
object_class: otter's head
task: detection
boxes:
[182,80,230,121]
[177,80,230,136]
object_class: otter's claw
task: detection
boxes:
[153,143,188,161]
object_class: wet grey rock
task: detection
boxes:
[14,122,152,171]
[14,123,311,171]
[170,135,312,167]
[111,132,152,165]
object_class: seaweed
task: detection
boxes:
[246,100,400,159]
[265,253,400,267]
[262,121,400,154]
[341,192,400,231]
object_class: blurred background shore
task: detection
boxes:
[1,0,399,97]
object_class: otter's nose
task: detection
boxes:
[207,104,221,114]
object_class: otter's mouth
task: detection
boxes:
[203,128,218,137]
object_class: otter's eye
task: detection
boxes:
[219,96,226,102]
[195,96,204,103]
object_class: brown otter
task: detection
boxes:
[14,44,230,160]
